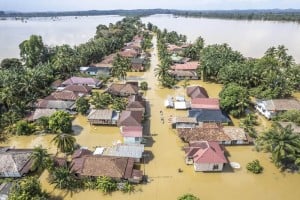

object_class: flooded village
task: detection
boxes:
[1,14,300,200]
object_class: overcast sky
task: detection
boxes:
[1,0,300,12]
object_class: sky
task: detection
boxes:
[1,0,300,12]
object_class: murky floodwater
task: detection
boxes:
[1,15,300,62]
[2,36,299,200]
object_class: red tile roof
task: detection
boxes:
[186,141,227,164]
[63,85,92,94]
[121,126,143,137]
[119,49,138,58]
[45,91,78,101]
[171,61,198,70]
[191,98,219,109]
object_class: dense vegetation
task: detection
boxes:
[246,160,264,174]
[178,193,200,200]
[0,17,142,138]
[256,123,300,171]
[2,9,300,22]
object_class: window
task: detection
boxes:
[213,164,219,170]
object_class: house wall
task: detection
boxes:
[124,137,142,144]
[194,163,224,172]
[0,172,22,178]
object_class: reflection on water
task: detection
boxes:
[1,15,300,62]
[1,36,300,200]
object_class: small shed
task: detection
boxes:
[174,101,191,110]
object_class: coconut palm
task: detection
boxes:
[256,123,300,169]
[51,133,76,153]
[30,145,51,172]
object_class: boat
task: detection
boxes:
[230,162,241,169]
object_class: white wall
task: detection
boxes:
[194,163,224,172]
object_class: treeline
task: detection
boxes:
[0,17,142,137]
[2,9,300,22]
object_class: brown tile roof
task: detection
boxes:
[70,155,135,179]
[51,80,63,88]
[0,149,33,177]
[30,109,57,121]
[191,98,220,109]
[169,70,198,78]
[119,49,138,58]
[223,127,248,141]
[172,117,198,124]
[178,123,231,142]
[72,149,93,159]
[171,61,199,70]
[107,83,139,96]
[118,110,143,127]
[186,86,209,99]
[264,99,300,111]
[63,85,92,94]
[45,91,78,101]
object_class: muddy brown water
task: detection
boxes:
[2,36,300,200]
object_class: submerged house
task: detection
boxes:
[120,126,143,144]
[223,127,249,145]
[45,90,79,101]
[184,141,228,172]
[169,70,199,80]
[28,108,57,121]
[102,144,144,163]
[131,58,146,71]
[126,95,146,114]
[34,99,76,111]
[171,61,198,71]
[0,148,33,178]
[62,77,103,88]
[186,86,209,99]
[70,155,143,183]
[178,123,231,144]
[174,101,191,110]
[191,98,220,110]
[63,85,92,96]
[188,109,231,124]
[87,109,119,125]
[171,117,198,129]
[255,99,300,119]
[118,110,143,127]
[107,82,139,97]
[80,66,111,77]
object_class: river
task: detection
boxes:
[1,14,300,62]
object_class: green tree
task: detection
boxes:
[96,176,117,194]
[112,54,131,80]
[9,176,49,200]
[121,182,135,193]
[49,167,80,190]
[275,110,300,125]
[0,58,22,69]
[200,43,244,81]
[246,160,264,174]
[219,83,250,118]
[30,145,51,172]
[76,97,90,115]
[15,120,35,135]
[19,35,47,68]
[140,81,148,90]
[51,133,76,153]
[35,116,50,132]
[256,123,300,170]
[48,111,72,134]
[111,97,127,111]
[90,92,112,109]
[178,193,200,200]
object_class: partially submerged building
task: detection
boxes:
[87,109,119,125]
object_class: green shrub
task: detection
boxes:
[247,160,264,174]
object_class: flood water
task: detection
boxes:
[1,15,300,62]
[2,36,300,200]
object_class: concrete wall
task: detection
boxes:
[194,163,224,172]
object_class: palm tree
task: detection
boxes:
[51,133,76,154]
[50,167,78,190]
[30,145,51,172]
[256,123,300,169]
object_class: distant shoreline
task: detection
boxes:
[1,9,300,22]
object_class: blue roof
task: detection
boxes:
[188,109,231,123]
